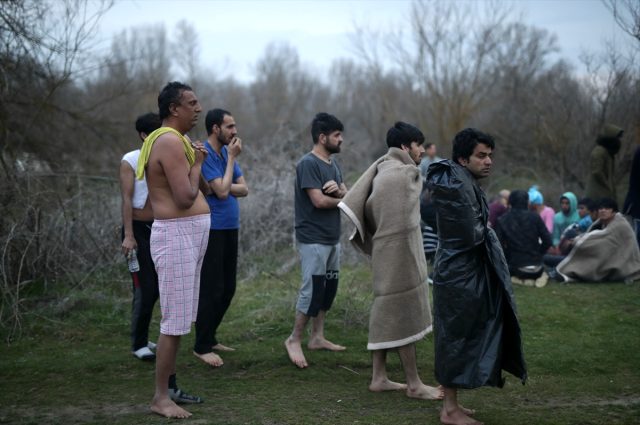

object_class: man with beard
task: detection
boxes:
[427,128,527,425]
[339,122,443,401]
[285,112,348,368]
[585,124,623,203]
[193,109,248,367]
[137,82,211,419]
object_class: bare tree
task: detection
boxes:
[172,20,201,82]
[603,0,640,43]
[0,0,112,176]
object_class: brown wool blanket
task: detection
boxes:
[558,213,640,282]
[339,148,432,350]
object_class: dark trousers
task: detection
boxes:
[122,221,159,351]
[194,229,238,354]
[543,254,566,268]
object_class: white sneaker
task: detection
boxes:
[511,277,524,286]
[535,273,549,288]
[147,341,157,350]
[132,346,156,360]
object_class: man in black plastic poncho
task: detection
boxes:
[426,129,527,425]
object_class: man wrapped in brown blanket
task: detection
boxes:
[339,122,443,401]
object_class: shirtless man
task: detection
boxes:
[286,112,348,368]
[137,81,210,419]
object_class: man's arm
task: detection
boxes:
[321,180,347,198]
[119,160,137,256]
[537,216,553,253]
[230,176,248,198]
[208,138,242,200]
[157,135,206,209]
[306,187,342,209]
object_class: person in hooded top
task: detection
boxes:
[585,124,623,203]
[528,186,554,234]
[551,192,580,247]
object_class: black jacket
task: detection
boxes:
[495,208,552,271]
[427,160,527,389]
[624,146,640,219]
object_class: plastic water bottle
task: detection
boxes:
[127,249,140,273]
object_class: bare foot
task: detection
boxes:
[441,407,482,425]
[285,337,308,368]
[193,351,224,367]
[307,337,346,351]
[150,396,192,419]
[407,384,444,400]
[369,378,407,392]
[213,343,236,352]
[459,405,476,416]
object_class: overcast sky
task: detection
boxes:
[90,0,630,82]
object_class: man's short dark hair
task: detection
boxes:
[386,121,425,149]
[311,112,343,144]
[425,142,435,149]
[508,190,529,210]
[578,198,596,212]
[451,128,495,164]
[205,108,231,136]
[158,81,193,120]
[598,197,619,212]
[135,112,161,135]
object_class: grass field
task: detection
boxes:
[1,263,639,425]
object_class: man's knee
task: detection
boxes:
[322,270,339,311]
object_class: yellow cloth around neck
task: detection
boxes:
[136,127,195,180]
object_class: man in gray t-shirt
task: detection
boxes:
[294,153,343,244]
[285,112,348,369]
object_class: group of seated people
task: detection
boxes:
[421,184,640,286]
[491,187,640,285]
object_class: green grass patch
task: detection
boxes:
[1,264,639,424]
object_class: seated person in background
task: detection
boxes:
[547,198,640,283]
[488,189,510,228]
[557,198,598,254]
[550,192,580,251]
[495,190,552,287]
[528,185,554,233]
[576,197,596,232]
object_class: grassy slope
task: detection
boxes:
[1,265,639,425]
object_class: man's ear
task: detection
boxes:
[318,133,326,145]
[139,132,147,141]
[169,102,179,117]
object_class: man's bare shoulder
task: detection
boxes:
[152,132,185,156]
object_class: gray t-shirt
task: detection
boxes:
[294,152,343,245]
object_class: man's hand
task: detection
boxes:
[322,180,342,197]
[122,235,137,257]
[228,137,242,158]
[191,140,208,165]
